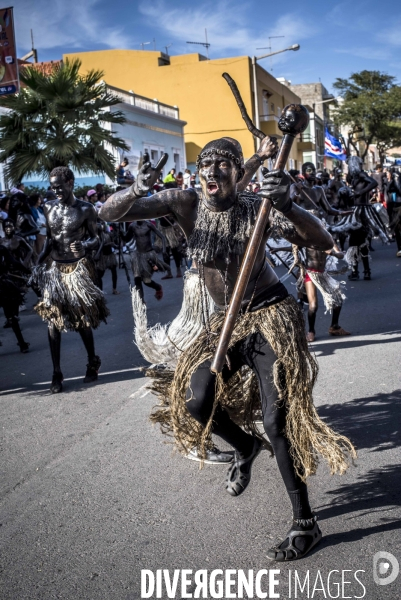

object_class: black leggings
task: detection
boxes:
[307,299,342,333]
[395,227,401,251]
[134,277,161,301]
[186,332,307,496]
[3,302,26,346]
[349,229,370,273]
[163,246,182,270]
[97,266,117,290]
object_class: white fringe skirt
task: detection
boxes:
[298,269,346,312]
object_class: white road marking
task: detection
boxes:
[0,367,145,394]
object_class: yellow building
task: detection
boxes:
[64,49,304,170]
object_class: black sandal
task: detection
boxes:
[225,436,263,496]
[267,516,322,561]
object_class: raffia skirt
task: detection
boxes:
[130,250,167,283]
[147,295,356,481]
[30,257,109,331]
[95,252,118,271]
[298,269,346,312]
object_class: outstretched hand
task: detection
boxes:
[134,153,169,196]
[258,168,292,213]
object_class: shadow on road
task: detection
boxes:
[312,333,401,357]
[314,389,401,545]
[318,463,401,519]
[0,365,147,396]
[318,389,401,453]
[321,518,401,549]
[316,463,401,548]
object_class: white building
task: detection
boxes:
[0,87,187,190]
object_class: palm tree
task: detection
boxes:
[0,58,129,184]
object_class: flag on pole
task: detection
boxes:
[325,128,347,161]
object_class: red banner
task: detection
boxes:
[0,6,19,96]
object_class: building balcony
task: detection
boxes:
[260,119,282,138]
[298,133,316,152]
[106,84,180,119]
[260,114,279,123]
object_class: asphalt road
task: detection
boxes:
[1,243,400,600]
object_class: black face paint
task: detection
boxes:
[50,176,74,203]
[303,166,316,183]
[4,223,15,237]
[199,153,240,212]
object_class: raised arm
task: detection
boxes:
[260,170,333,251]
[237,136,278,192]
[100,154,180,222]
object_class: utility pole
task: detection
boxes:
[20,29,38,63]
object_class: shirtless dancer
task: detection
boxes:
[271,242,350,342]
[157,216,185,279]
[100,113,355,561]
[0,218,33,268]
[30,167,109,393]
[0,218,33,327]
[330,156,388,280]
[0,244,30,352]
[124,220,170,301]
[291,162,348,220]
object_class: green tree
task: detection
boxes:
[0,58,129,184]
[333,70,401,164]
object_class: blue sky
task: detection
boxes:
[11,0,401,93]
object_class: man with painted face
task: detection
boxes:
[100,137,355,562]
[330,156,389,280]
[123,219,170,301]
[271,240,350,342]
[0,218,33,327]
[0,218,33,268]
[0,242,31,352]
[328,168,344,207]
[30,166,109,393]
[290,162,346,219]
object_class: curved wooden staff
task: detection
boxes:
[222,72,319,210]
[210,75,309,374]
[222,72,265,140]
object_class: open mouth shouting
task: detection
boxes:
[207,180,219,195]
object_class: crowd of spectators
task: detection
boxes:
[162,167,197,190]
